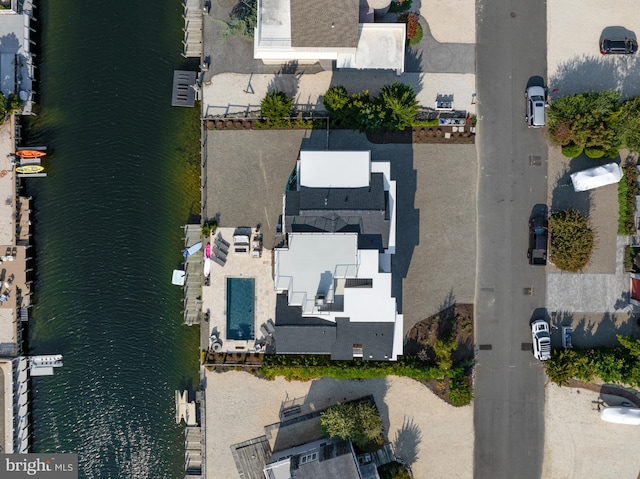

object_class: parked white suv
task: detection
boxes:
[525,86,546,128]
[531,319,551,361]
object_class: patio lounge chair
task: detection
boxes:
[212,255,225,267]
[266,319,276,334]
[214,247,227,260]
[214,238,229,254]
[217,232,230,248]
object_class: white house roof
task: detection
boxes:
[336,23,406,73]
[276,233,358,313]
[299,151,371,188]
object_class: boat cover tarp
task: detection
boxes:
[570,162,623,192]
[600,406,640,425]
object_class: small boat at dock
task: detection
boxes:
[16,165,44,174]
[16,149,46,159]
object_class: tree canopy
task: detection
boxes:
[548,91,622,158]
[549,209,594,272]
[319,401,383,449]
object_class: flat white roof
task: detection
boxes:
[299,151,371,188]
[276,233,358,311]
[256,0,291,49]
[337,23,406,73]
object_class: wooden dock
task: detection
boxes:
[182,0,203,58]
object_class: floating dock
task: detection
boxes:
[29,354,63,376]
[175,390,197,426]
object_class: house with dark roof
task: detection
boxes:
[263,437,378,479]
[254,0,405,74]
[273,151,403,360]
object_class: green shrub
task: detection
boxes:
[433,337,457,373]
[618,165,638,235]
[323,83,420,132]
[549,209,594,272]
[447,375,473,407]
[620,96,640,154]
[202,220,217,237]
[323,85,351,120]
[584,147,605,159]
[378,82,419,131]
[561,142,583,158]
[544,336,640,388]
[260,90,293,127]
[6,93,21,113]
[624,246,639,271]
[259,354,442,381]
[548,91,622,153]
[320,401,383,450]
[412,118,439,127]
[398,12,421,46]
[389,0,412,13]
[408,23,423,46]
[217,0,257,40]
[378,461,412,479]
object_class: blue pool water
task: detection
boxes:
[226,278,255,340]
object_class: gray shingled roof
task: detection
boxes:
[273,295,395,360]
[331,318,395,360]
[285,173,390,248]
[274,294,337,354]
[289,0,360,48]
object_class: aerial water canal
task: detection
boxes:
[22,0,201,477]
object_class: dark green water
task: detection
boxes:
[22,1,201,477]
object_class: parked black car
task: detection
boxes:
[600,38,638,55]
[528,215,548,265]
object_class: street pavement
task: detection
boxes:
[474,0,548,477]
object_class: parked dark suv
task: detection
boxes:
[600,38,638,55]
[528,214,548,265]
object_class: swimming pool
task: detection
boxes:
[226,277,255,340]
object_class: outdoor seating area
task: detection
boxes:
[200,227,277,355]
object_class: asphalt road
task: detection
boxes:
[474,1,549,478]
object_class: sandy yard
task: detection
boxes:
[543,384,640,479]
[422,0,475,44]
[205,371,473,479]
[548,0,640,99]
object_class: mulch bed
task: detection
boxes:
[204,119,476,144]
[404,303,475,403]
[367,126,475,144]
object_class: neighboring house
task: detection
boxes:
[0,0,36,114]
[254,0,405,74]
[264,437,379,479]
[273,151,403,360]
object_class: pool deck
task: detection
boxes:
[200,227,277,353]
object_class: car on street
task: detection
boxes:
[531,319,551,361]
[528,213,548,265]
[525,85,546,128]
[600,38,638,55]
